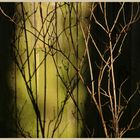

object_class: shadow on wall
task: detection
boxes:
[0,3,16,137]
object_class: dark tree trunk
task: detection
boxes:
[0,3,16,137]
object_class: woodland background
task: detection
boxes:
[0,2,140,138]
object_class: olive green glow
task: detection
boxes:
[13,2,91,138]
